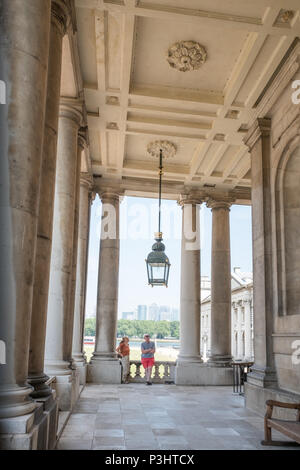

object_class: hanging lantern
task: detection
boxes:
[146,148,171,287]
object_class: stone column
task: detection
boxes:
[45,103,82,410]
[244,118,277,389]
[244,298,252,360]
[175,196,203,385]
[0,0,51,432]
[237,304,243,359]
[231,301,236,358]
[207,199,233,366]
[88,191,122,384]
[28,0,70,401]
[64,132,84,381]
[72,170,93,385]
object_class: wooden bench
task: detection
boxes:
[262,400,300,446]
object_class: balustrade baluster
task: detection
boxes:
[154,364,160,381]
[129,360,176,383]
[136,362,141,378]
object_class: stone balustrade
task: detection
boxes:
[129,360,175,384]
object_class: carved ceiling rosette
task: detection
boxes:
[147,140,177,159]
[167,40,207,72]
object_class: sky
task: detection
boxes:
[85,195,253,317]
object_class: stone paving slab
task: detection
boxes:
[57,383,300,450]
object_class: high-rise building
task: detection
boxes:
[159,305,171,321]
[137,305,147,321]
[148,303,159,321]
[171,307,179,322]
[122,311,134,320]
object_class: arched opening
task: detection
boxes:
[276,142,300,316]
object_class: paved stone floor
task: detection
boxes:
[57,384,300,450]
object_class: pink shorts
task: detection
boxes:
[141,357,155,369]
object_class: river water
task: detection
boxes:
[118,339,180,349]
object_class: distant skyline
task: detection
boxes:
[118,303,179,322]
[85,196,253,318]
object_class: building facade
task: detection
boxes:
[121,312,135,320]
[201,269,254,361]
[148,303,160,321]
[137,305,147,321]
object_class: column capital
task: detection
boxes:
[206,197,235,210]
[178,192,204,207]
[80,173,93,190]
[243,117,271,151]
[89,191,97,205]
[98,189,124,204]
[59,102,83,127]
[51,0,72,36]
[78,127,88,150]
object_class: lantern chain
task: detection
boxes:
[158,148,163,236]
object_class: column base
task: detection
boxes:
[245,382,300,420]
[87,357,122,384]
[246,365,277,388]
[45,360,80,411]
[0,411,38,450]
[47,370,80,412]
[0,392,59,451]
[28,373,53,399]
[177,354,203,363]
[175,362,233,385]
[72,355,87,385]
[73,362,87,386]
[0,384,36,419]
[208,355,232,367]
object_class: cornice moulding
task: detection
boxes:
[243,118,271,151]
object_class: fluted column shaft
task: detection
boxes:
[243,118,277,387]
[65,133,84,366]
[208,199,233,365]
[72,176,92,378]
[177,198,202,363]
[93,192,121,358]
[28,0,70,399]
[244,298,252,360]
[0,0,51,419]
[45,104,82,376]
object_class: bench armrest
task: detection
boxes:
[265,400,300,421]
[266,400,300,410]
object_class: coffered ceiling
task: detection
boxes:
[74,0,300,199]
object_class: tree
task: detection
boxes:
[170,321,179,339]
[85,318,180,339]
[84,317,96,336]
[156,321,170,339]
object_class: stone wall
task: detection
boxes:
[268,67,300,396]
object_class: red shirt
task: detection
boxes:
[118,342,130,357]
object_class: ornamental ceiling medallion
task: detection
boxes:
[167,40,207,72]
[147,140,177,159]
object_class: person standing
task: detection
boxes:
[141,334,155,385]
[116,336,130,384]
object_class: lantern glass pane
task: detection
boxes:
[166,264,170,285]
[146,262,151,283]
[152,265,165,280]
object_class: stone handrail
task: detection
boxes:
[129,360,175,384]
